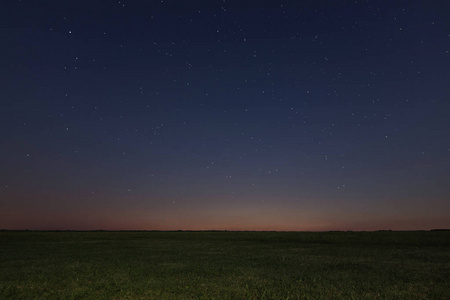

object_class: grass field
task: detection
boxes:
[1,230,449,299]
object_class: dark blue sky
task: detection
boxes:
[1,0,449,230]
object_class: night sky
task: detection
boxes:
[1,1,450,231]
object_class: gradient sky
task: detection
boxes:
[1,0,449,231]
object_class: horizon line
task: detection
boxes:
[1,229,449,232]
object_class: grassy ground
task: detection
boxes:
[0,230,449,299]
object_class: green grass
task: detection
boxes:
[1,231,449,299]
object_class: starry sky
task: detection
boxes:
[1,1,450,231]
